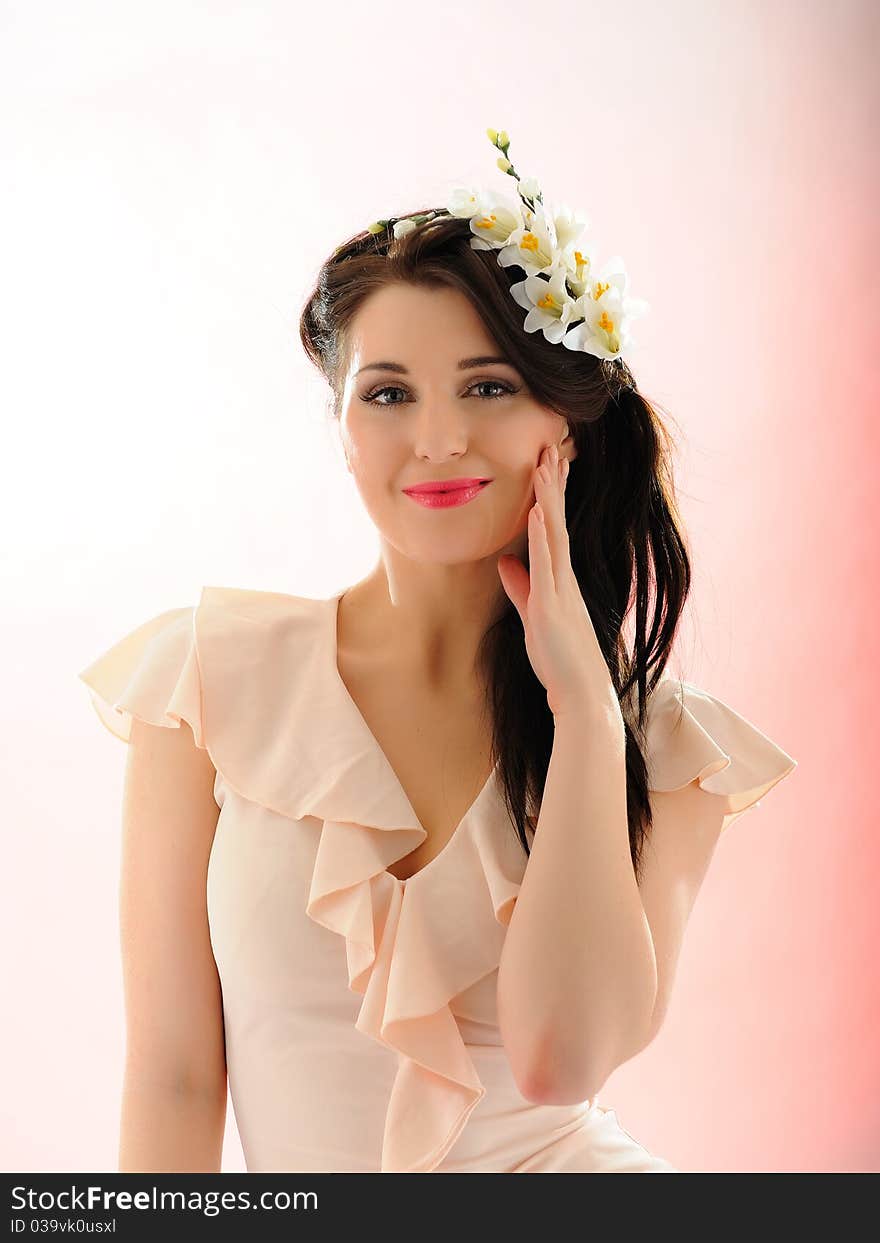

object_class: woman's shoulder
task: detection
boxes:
[77,584,335,747]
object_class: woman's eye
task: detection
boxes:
[364,385,407,405]
[362,379,517,406]
[472,380,514,400]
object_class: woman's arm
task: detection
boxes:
[117,715,226,1172]
[497,710,657,1106]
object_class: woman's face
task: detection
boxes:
[338,282,577,569]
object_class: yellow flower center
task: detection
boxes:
[475,214,498,230]
[537,292,555,310]
[593,280,610,300]
[597,310,615,333]
[520,232,539,252]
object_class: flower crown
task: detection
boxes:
[365,128,649,362]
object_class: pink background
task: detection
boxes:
[2,0,877,1172]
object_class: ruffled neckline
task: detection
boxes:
[324,589,502,887]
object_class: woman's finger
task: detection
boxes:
[535,447,564,593]
[538,445,573,589]
[529,496,556,601]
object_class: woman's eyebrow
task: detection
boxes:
[356,355,515,377]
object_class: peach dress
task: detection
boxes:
[78,585,797,1174]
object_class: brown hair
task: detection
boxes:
[299,210,691,882]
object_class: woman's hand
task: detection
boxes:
[497,443,624,730]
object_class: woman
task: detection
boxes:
[78,131,797,1173]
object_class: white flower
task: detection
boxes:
[496,205,560,276]
[544,200,589,253]
[557,240,597,299]
[509,265,580,345]
[562,255,650,360]
[446,186,486,219]
[446,187,526,251]
[392,218,417,239]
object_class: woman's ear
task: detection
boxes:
[561,429,578,464]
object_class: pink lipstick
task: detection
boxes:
[403,478,492,509]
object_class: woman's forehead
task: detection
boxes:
[353,283,492,342]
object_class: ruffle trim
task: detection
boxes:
[78,587,797,1171]
[77,604,205,748]
[305,805,522,1171]
[643,676,798,818]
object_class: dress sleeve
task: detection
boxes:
[76,605,206,748]
[644,677,797,828]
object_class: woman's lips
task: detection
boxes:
[403,480,491,508]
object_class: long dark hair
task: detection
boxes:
[299,210,691,883]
